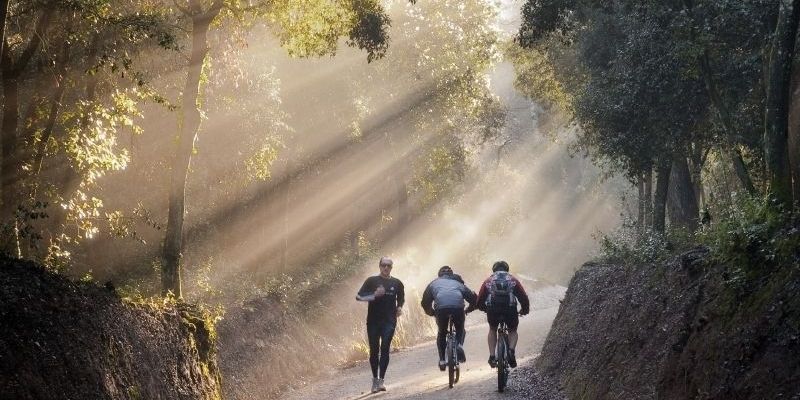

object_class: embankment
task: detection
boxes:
[536,247,800,399]
[0,257,221,400]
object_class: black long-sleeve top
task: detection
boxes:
[356,275,405,325]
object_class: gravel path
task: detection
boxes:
[283,305,565,400]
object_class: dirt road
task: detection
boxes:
[283,304,560,400]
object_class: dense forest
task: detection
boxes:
[1,0,799,398]
[515,0,800,247]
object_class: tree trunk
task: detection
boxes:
[729,147,757,196]
[764,0,800,208]
[637,171,645,233]
[280,160,292,272]
[653,160,671,233]
[644,167,653,228]
[0,0,8,61]
[697,50,758,197]
[395,178,408,245]
[162,9,217,297]
[667,155,699,231]
[789,62,800,202]
[689,143,707,209]
[1,73,19,219]
[34,43,69,176]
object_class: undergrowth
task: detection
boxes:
[594,194,799,287]
[697,195,799,286]
[593,218,695,266]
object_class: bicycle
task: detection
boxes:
[445,315,461,388]
[495,319,510,392]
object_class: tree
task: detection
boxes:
[161,0,393,297]
[515,0,794,233]
[764,0,800,208]
[1,0,176,258]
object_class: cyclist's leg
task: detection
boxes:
[506,311,520,367]
[487,312,499,365]
[366,323,381,378]
[434,310,449,361]
[453,309,466,346]
[378,321,396,379]
[506,311,520,350]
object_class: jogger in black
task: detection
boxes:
[356,256,405,393]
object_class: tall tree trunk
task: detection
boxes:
[697,50,758,196]
[644,167,653,228]
[789,63,800,202]
[1,73,19,219]
[280,160,292,273]
[667,155,699,231]
[34,43,69,177]
[162,5,219,297]
[637,171,645,233]
[689,143,707,209]
[395,178,408,245]
[0,0,8,61]
[764,0,800,208]
[0,8,53,227]
[653,160,671,234]
[729,147,757,196]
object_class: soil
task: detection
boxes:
[536,247,800,400]
[0,257,221,400]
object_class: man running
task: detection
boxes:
[356,256,405,393]
[476,260,529,368]
[420,266,477,370]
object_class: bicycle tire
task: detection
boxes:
[497,335,507,392]
[452,333,460,384]
[447,333,456,388]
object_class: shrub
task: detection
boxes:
[697,194,799,277]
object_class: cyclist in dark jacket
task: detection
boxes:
[356,256,405,393]
[420,266,477,370]
[475,260,529,368]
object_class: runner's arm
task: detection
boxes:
[356,278,376,302]
[396,280,405,308]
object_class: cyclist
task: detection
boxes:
[421,266,477,370]
[475,260,529,368]
[356,256,405,393]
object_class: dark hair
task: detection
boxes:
[492,261,509,272]
[438,265,453,277]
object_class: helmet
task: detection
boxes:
[492,261,509,272]
[438,265,453,277]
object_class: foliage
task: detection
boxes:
[505,40,573,113]
[514,0,776,183]
[410,141,468,209]
[594,216,698,266]
[594,225,672,266]
[267,0,390,62]
[698,194,800,275]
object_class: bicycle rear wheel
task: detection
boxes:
[447,333,456,388]
[497,336,508,392]
[452,334,460,384]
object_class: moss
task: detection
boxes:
[126,385,141,400]
[177,303,223,400]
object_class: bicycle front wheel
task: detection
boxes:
[497,336,508,392]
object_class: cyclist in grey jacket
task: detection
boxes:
[420,266,477,370]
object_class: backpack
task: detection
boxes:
[487,271,516,309]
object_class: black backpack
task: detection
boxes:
[487,271,516,309]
